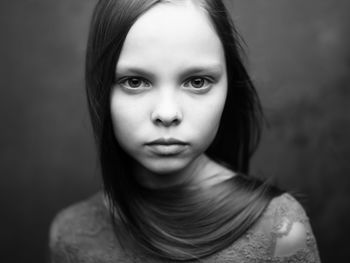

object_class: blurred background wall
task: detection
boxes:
[0,0,349,262]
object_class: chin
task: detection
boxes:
[141,157,191,175]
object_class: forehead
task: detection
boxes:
[117,1,225,69]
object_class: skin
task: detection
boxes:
[110,0,232,189]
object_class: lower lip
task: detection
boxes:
[146,144,188,156]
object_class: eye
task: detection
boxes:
[117,77,151,90]
[190,78,205,89]
[183,77,213,91]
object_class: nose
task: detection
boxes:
[151,93,182,127]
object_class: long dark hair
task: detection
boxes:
[85,0,282,261]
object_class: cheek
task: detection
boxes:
[194,104,224,137]
[189,88,227,144]
[110,92,145,143]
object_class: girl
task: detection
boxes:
[49,0,321,262]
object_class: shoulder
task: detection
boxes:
[265,193,308,228]
[203,192,321,262]
[262,193,321,262]
[49,192,119,262]
[49,192,106,242]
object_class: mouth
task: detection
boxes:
[146,138,188,146]
[145,138,189,156]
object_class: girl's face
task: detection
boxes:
[111,1,227,175]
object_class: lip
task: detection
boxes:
[145,138,188,156]
[145,138,188,146]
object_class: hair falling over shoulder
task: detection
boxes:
[111,174,282,261]
[85,0,283,260]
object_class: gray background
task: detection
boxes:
[0,0,349,262]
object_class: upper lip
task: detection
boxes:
[145,138,188,145]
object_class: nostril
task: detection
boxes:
[151,104,183,126]
[154,116,181,127]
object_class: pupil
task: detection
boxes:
[192,78,204,88]
[129,78,141,87]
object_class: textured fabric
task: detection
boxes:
[49,192,321,262]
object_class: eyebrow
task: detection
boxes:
[115,64,224,79]
[181,65,223,77]
[116,66,157,79]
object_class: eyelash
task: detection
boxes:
[183,77,214,90]
[117,77,151,90]
[116,76,214,92]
